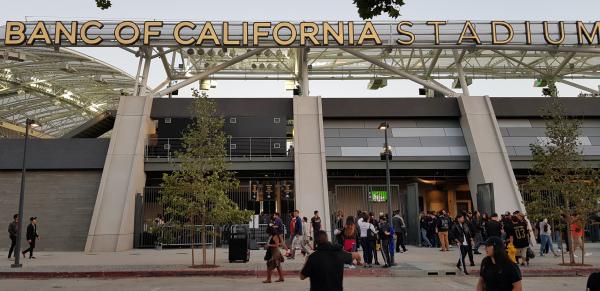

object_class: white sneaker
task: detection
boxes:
[573,254,579,258]
[585,253,592,257]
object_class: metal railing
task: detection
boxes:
[145,137,293,161]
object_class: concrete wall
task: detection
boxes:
[0,171,101,251]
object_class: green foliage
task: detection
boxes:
[95,0,112,9]
[523,96,600,264]
[159,89,253,261]
[353,0,405,19]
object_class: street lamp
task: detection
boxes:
[11,118,39,268]
[378,122,393,222]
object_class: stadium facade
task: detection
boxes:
[0,21,599,251]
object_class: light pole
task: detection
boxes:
[378,122,393,220]
[12,118,39,268]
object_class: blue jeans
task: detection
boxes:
[421,228,432,247]
[540,234,556,255]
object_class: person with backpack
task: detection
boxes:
[358,212,377,267]
[436,210,451,252]
[539,218,559,257]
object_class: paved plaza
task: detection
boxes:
[2,243,598,277]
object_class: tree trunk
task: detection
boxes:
[566,216,575,265]
[558,227,565,264]
[202,216,207,266]
[191,217,195,267]
[581,224,586,265]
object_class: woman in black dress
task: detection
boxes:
[477,236,522,291]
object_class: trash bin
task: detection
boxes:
[229,225,250,263]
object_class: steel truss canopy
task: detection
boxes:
[0,46,135,137]
[0,20,599,136]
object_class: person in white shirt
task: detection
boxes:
[538,218,559,257]
[357,212,376,267]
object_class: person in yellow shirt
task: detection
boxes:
[507,242,517,263]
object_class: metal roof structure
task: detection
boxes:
[1,20,599,136]
[0,47,135,137]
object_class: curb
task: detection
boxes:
[468,267,600,277]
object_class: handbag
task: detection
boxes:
[526,247,535,259]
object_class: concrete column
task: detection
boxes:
[457,95,525,213]
[293,95,330,232]
[84,94,154,252]
[447,189,457,217]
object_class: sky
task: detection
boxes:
[2,0,600,98]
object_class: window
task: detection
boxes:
[273,143,281,149]
[230,144,237,150]
[229,117,237,124]
[273,117,281,124]
[164,118,172,124]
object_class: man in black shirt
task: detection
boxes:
[301,230,353,291]
[310,210,322,242]
[22,216,39,259]
[451,214,475,274]
[7,214,18,259]
[485,213,503,239]
[508,213,530,266]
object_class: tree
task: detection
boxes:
[353,0,405,19]
[524,96,600,265]
[160,89,253,267]
[95,0,111,9]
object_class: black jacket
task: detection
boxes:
[8,221,17,238]
[26,224,38,241]
[450,222,473,245]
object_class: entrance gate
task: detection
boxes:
[331,184,405,221]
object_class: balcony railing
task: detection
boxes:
[145,137,293,161]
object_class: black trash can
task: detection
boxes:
[229,225,250,263]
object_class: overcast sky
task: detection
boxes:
[2,0,599,98]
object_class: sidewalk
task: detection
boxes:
[1,243,599,278]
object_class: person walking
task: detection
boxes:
[486,213,503,239]
[310,211,322,244]
[22,217,39,259]
[263,224,284,283]
[392,210,407,253]
[570,214,589,257]
[300,231,353,291]
[472,211,484,254]
[301,217,312,256]
[436,210,451,252]
[7,214,18,260]
[358,212,376,267]
[507,213,530,266]
[451,214,475,274]
[538,218,559,257]
[287,210,303,259]
[426,212,438,248]
[378,214,393,268]
[273,212,288,254]
[476,237,523,291]
[419,212,432,247]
